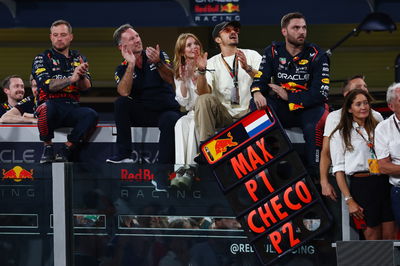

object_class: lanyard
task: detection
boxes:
[393,116,400,135]
[221,54,239,89]
[355,127,376,158]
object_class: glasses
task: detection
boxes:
[222,27,240,34]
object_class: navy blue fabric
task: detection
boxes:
[37,99,98,143]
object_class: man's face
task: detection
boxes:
[282,18,307,47]
[119,28,143,54]
[4,77,24,102]
[389,87,400,119]
[31,79,38,97]
[50,24,73,52]
[216,25,240,47]
[344,78,368,96]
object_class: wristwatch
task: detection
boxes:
[344,196,353,202]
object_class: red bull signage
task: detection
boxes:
[192,0,240,25]
[201,109,332,265]
[2,166,34,182]
[201,108,275,165]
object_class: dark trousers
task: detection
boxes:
[114,96,182,164]
[36,99,98,143]
[391,186,400,227]
[250,96,328,178]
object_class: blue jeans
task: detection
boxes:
[391,186,400,226]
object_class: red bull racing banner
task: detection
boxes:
[200,108,332,265]
[192,0,240,25]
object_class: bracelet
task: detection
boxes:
[245,65,253,73]
[251,87,261,93]
[344,196,353,202]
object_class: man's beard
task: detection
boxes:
[53,45,68,53]
[287,35,304,47]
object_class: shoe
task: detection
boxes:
[193,153,207,165]
[151,179,168,192]
[178,167,195,190]
[40,145,55,164]
[106,154,134,163]
[55,144,72,162]
[170,166,186,188]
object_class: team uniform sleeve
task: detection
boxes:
[287,53,330,109]
[114,64,126,85]
[32,54,52,93]
[374,123,390,160]
[250,47,273,96]
[330,130,345,174]
[160,50,172,68]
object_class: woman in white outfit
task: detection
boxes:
[330,89,395,240]
[172,33,207,189]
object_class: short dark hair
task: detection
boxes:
[281,12,306,28]
[342,74,365,95]
[113,24,134,46]
[51,19,72,33]
[2,75,22,90]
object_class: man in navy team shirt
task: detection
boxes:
[107,24,182,191]
[32,20,98,163]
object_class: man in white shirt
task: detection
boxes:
[375,82,400,226]
[194,21,262,146]
[320,75,383,201]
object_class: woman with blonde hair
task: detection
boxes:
[171,33,208,189]
[330,89,395,240]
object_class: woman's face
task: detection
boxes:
[184,36,200,59]
[348,93,370,122]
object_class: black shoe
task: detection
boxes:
[40,145,55,164]
[55,145,72,162]
[193,153,207,165]
[106,154,134,163]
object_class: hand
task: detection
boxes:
[146,44,161,64]
[236,49,248,70]
[321,181,338,201]
[347,199,364,220]
[121,44,136,65]
[180,64,191,81]
[196,52,208,71]
[253,91,267,110]
[269,83,288,101]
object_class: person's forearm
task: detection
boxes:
[335,171,350,198]
[378,158,400,175]
[49,78,72,92]
[196,72,210,95]
[77,76,91,91]
[320,142,332,183]
[1,113,36,124]
[117,63,134,96]
[156,62,174,86]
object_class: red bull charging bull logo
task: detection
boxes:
[220,3,240,13]
[281,82,307,93]
[2,166,34,182]
[204,132,238,162]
